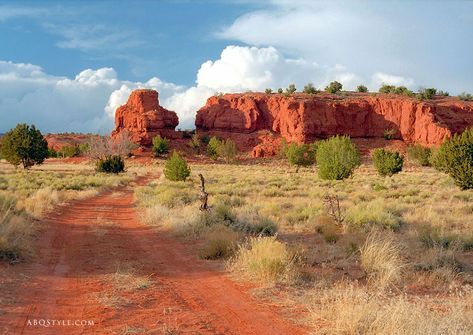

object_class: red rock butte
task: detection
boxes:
[196,92,473,156]
[111,89,179,146]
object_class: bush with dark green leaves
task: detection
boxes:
[407,144,431,166]
[265,88,272,94]
[285,84,297,94]
[357,85,368,93]
[96,155,125,174]
[57,145,81,158]
[277,88,283,94]
[316,135,361,180]
[433,128,473,190]
[458,92,473,101]
[152,135,170,157]
[0,123,48,169]
[164,151,191,181]
[418,88,437,100]
[303,83,318,94]
[325,81,343,94]
[379,84,396,94]
[284,142,316,172]
[207,136,221,160]
[394,86,414,97]
[372,148,404,176]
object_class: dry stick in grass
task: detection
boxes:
[198,173,209,211]
[323,194,347,232]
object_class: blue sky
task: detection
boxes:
[0,0,472,133]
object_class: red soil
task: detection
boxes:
[0,177,306,335]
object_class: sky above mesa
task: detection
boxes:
[0,0,472,133]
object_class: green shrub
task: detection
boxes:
[316,135,361,180]
[429,146,448,172]
[285,84,297,94]
[394,86,414,97]
[152,135,170,157]
[372,148,404,177]
[188,133,201,153]
[0,123,48,169]
[47,148,58,158]
[265,88,272,94]
[217,138,238,163]
[57,145,81,158]
[418,88,437,100]
[437,90,449,97]
[435,128,473,189]
[379,84,396,94]
[325,81,343,94]
[284,142,316,171]
[357,85,368,93]
[383,128,396,140]
[96,155,125,173]
[164,151,191,181]
[207,136,221,160]
[407,144,431,166]
[277,88,283,94]
[458,92,473,101]
[303,83,318,94]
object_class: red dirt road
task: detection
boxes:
[0,177,306,334]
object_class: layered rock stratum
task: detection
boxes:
[196,92,473,156]
[112,89,179,146]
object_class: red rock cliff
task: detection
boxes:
[196,93,473,151]
[112,89,179,146]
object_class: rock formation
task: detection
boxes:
[112,89,179,146]
[196,93,473,156]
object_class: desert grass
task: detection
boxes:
[198,224,240,259]
[134,161,473,332]
[228,236,299,283]
[359,230,406,289]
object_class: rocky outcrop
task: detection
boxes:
[196,93,473,156]
[111,89,179,146]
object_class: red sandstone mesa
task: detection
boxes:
[112,89,179,146]
[196,92,473,156]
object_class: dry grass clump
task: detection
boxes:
[198,224,240,259]
[228,236,298,283]
[346,199,403,230]
[16,187,62,218]
[0,194,35,263]
[311,283,473,335]
[359,230,405,289]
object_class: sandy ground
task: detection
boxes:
[0,176,306,335]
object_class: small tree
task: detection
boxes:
[434,128,473,190]
[188,133,201,153]
[285,84,297,94]
[218,138,238,163]
[164,151,191,181]
[325,81,343,94]
[284,142,316,172]
[152,135,170,157]
[394,86,414,97]
[0,123,48,169]
[207,136,221,160]
[357,85,368,93]
[265,88,272,94]
[372,148,404,176]
[379,84,396,94]
[418,87,437,100]
[277,88,283,94]
[113,130,137,157]
[458,92,473,101]
[316,135,361,180]
[407,144,431,166]
[303,83,318,94]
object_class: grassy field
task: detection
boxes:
[135,160,473,334]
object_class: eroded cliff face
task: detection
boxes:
[111,89,179,146]
[196,93,473,156]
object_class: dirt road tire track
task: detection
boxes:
[0,176,306,334]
